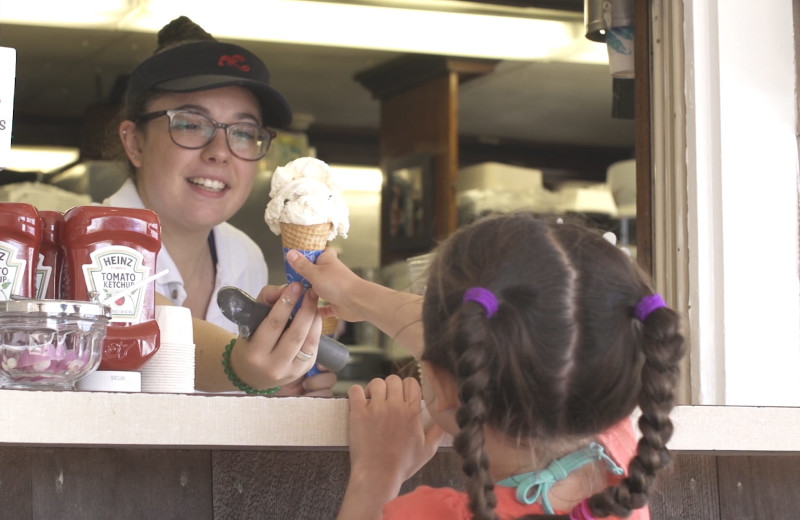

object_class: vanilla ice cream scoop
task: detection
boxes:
[265,157,350,241]
[269,156,343,195]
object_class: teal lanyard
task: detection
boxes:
[495,442,624,514]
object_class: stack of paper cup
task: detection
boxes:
[139,305,195,393]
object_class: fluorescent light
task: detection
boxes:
[0,0,135,27]
[138,0,606,64]
[331,165,383,192]
[1,0,610,64]
[129,1,575,60]
[5,146,79,173]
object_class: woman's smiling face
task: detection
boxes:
[130,85,264,234]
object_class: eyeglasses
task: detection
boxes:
[136,109,276,161]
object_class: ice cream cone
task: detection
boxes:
[281,222,333,296]
[280,222,333,251]
[322,316,339,337]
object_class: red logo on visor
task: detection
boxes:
[218,54,251,72]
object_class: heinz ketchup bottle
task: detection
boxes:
[0,202,42,300]
[62,206,161,371]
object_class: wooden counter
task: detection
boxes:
[4,390,800,451]
[1,390,799,519]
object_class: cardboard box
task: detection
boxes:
[0,47,16,171]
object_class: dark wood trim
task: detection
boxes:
[307,126,381,166]
[635,0,653,275]
[354,54,497,101]
[377,74,459,265]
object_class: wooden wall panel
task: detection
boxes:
[4,445,800,519]
[0,447,212,520]
[649,455,720,520]
[401,448,466,493]
[212,449,464,520]
[0,446,33,518]
[717,455,800,520]
[213,450,350,520]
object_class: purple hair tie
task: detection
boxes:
[634,293,667,322]
[463,287,499,318]
[569,499,596,520]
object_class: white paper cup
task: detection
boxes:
[139,341,195,394]
[155,305,193,345]
[606,25,635,78]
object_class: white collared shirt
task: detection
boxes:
[104,179,269,334]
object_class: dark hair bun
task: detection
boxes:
[156,16,215,51]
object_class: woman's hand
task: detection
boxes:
[278,366,338,397]
[229,283,329,391]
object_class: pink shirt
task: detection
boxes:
[383,417,650,520]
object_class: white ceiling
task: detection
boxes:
[0,20,635,150]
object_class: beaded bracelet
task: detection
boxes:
[221,339,281,395]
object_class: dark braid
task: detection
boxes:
[450,306,500,520]
[588,306,685,517]
[421,212,686,519]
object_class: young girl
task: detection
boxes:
[288,212,685,519]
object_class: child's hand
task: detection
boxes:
[346,375,445,492]
[286,248,366,323]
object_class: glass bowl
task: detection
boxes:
[0,299,111,390]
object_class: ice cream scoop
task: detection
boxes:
[216,286,350,372]
[264,157,350,241]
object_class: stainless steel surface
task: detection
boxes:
[47,160,129,203]
[0,299,111,319]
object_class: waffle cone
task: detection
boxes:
[280,222,332,251]
[321,316,339,337]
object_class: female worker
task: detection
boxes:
[106,16,335,396]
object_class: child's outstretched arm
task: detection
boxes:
[337,375,445,520]
[287,248,426,358]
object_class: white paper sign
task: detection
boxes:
[0,47,16,171]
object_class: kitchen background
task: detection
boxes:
[0,0,637,383]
